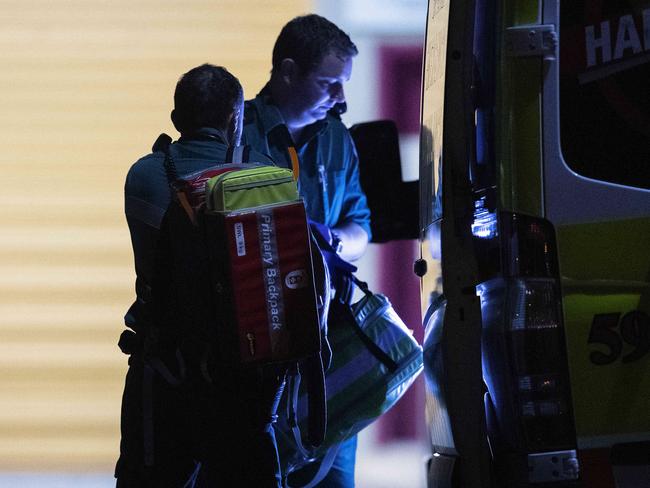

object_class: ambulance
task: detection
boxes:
[416,0,650,486]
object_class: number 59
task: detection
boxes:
[587,311,650,365]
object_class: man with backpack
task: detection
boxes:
[116,64,286,487]
[242,14,372,487]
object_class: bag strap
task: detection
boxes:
[312,229,398,371]
[323,248,400,374]
[286,355,327,449]
[284,441,342,488]
[225,144,251,164]
[286,366,311,458]
[287,146,300,181]
[338,294,399,373]
[284,363,338,487]
[302,353,327,447]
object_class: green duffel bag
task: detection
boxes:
[276,276,424,486]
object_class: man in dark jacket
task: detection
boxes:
[116,63,284,488]
[243,14,371,488]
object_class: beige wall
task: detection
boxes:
[0,0,310,471]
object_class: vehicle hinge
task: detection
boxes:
[505,24,557,61]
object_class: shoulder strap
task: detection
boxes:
[339,296,399,373]
[284,357,334,488]
[287,354,327,448]
[300,445,342,488]
[284,437,342,488]
[285,354,327,453]
[286,367,311,459]
[287,146,300,181]
[225,145,251,164]
[303,353,327,448]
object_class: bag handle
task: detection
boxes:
[337,286,399,373]
[312,234,400,373]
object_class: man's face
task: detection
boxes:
[286,52,353,130]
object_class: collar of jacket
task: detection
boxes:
[178,127,229,144]
[251,84,329,144]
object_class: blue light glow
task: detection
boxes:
[472,196,498,239]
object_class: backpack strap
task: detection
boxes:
[284,358,333,488]
[287,146,300,181]
[295,445,342,488]
[285,355,327,455]
[286,367,311,458]
[302,354,327,447]
[283,433,342,488]
[225,145,251,164]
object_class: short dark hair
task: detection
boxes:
[272,14,358,75]
[172,64,243,134]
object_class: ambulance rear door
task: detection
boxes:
[543,1,650,485]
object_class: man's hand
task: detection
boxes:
[309,220,368,261]
[308,221,368,262]
[330,222,368,262]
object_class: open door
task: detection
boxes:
[419,0,492,486]
[350,120,419,243]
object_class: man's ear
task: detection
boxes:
[279,58,298,85]
[170,109,181,133]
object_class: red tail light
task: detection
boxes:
[480,212,580,484]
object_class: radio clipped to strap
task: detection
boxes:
[153,133,196,225]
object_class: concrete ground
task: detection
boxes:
[355,431,429,488]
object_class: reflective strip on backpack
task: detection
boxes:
[257,207,288,356]
[226,145,251,164]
